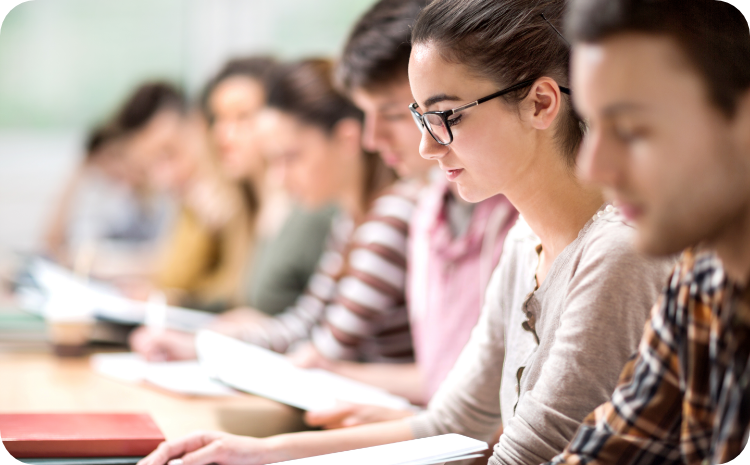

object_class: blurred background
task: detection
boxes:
[0,0,375,259]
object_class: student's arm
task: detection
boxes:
[310,192,415,362]
[138,417,414,465]
[492,224,674,465]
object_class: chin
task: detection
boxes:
[455,183,491,204]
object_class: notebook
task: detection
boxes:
[0,413,164,458]
[266,434,488,465]
[196,330,412,411]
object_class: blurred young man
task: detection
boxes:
[299,0,518,429]
[549,0,750,463]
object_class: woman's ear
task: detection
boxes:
[331,118,364,156]
[527,77,563,131]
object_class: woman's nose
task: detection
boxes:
[419,130,449,160]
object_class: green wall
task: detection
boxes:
[0,0,375,129]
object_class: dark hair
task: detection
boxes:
[412,0,583,164]
[114,82,185,133]
[567,0,750,117]
[201,56,277,120]
[337,0,430,92]
[85,124,122,160]
[267,59,365,131]
[266,58,395,207]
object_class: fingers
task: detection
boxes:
[304,403,355,429]
[138,431,222,465]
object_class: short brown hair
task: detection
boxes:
[411,0,584,164]
[267,59,364,132]
[336,0,430,93]
[567,0,750,117]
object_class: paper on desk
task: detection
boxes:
[196,330,412,411]
[266,434,488,465]
[90,352,236,397]
[28,259,215,331]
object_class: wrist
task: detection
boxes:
[263,435,294,463]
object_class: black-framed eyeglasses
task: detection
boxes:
[409,79,571,146]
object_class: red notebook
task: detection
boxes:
[0,413,165,458]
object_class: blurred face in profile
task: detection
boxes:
[89,137,143,186]
[350,78,434,179]
[258,108,357,209]
[208,76,267,180]
[127,110,205,196]
[572,34,750,256]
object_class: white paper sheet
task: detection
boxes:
[266,434,488,465]
[29,259,216,330]
[196,330,412,411]
[90,352,236,397]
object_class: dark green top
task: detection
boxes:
[244,204,336,316]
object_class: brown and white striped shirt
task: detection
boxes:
[241,180,420,363]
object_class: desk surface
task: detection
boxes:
[0,352,307,440]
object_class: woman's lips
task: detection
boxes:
[445,168,464,181]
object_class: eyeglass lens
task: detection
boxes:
[424,113,450,144]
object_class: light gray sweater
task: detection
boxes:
[409,207,675,465]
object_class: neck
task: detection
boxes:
[339,155,368,224]
[713,201,750,285]
[504,147,604,271]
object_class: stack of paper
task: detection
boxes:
[267,434,488,465]
[90,352,236,397]
[196,330,412,411]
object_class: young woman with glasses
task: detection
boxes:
[138,1,673,464]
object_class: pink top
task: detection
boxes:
[408,177,518,401]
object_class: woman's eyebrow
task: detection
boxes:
[423,93,462,109]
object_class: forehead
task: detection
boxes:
[572,34,709,116]
[408,42,495,107]
[351,79,413,109]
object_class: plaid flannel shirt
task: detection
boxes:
[547,248,750,465]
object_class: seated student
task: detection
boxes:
[203,57,335,316]
[44,124,171,275]
[129,58,335,361]
[547,1,750,464]
[298,0,518,428]
[135,58,420,363]
[117,82,254,312]
[137,2,673,464]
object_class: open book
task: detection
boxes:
[196,330,413,411]
[267,434,488,465]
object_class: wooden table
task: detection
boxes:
[0,351,308,440]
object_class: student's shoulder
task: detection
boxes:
[579,208,675,278]
[368,180,422,223]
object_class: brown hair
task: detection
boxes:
[411,0,584,164]
[337,0,430,93]
[114,81,185,134]
[266,58,395,208]
[567,0,750,118]
[201,56,277,122]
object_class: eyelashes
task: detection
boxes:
[447,114,462,127]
